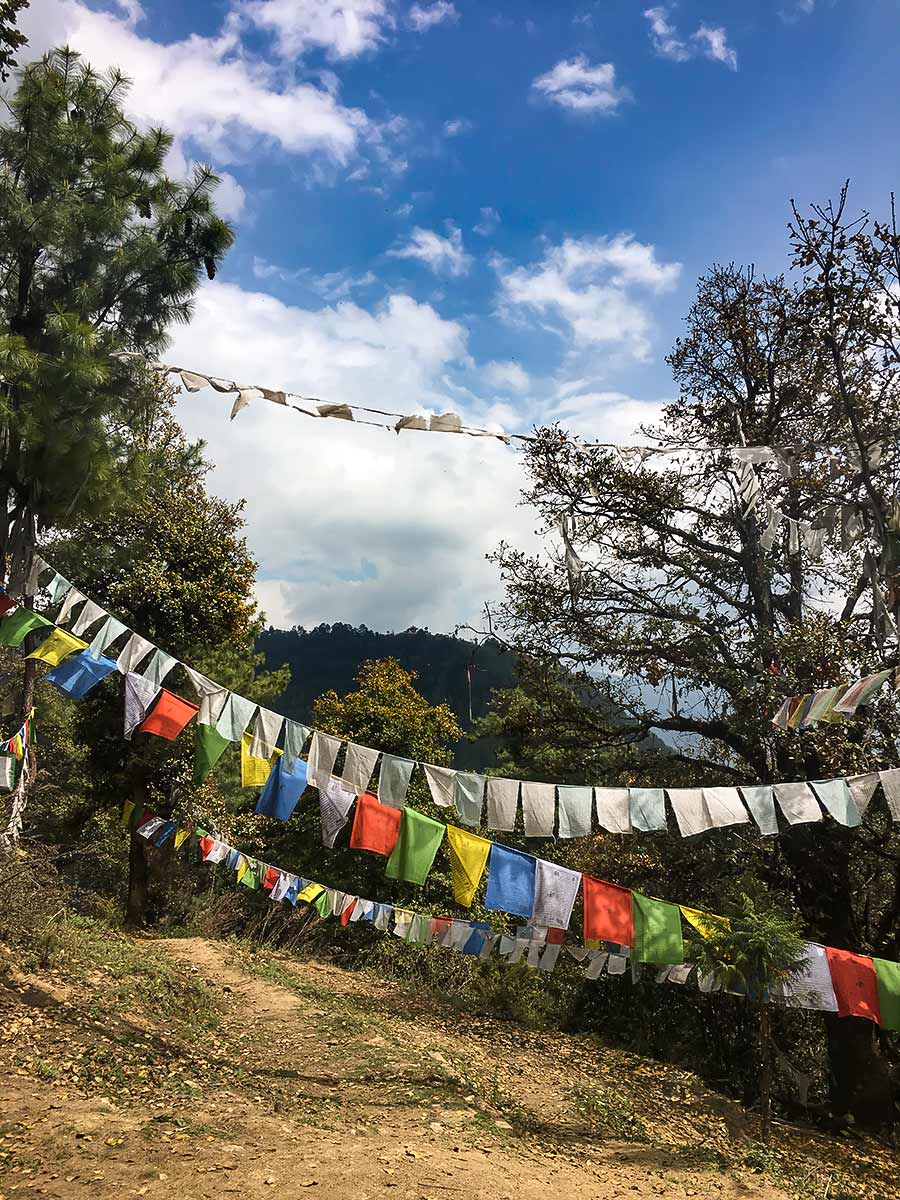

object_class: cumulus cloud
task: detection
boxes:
[474,206,500,236]
[643,7,738,71]
[531,55,630,115]
[388,222,472,276]
[494,233,681,360]
[242,0,393,61]
[484,360,530,394]
[408,2,459,32]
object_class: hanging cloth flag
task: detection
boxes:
[88,615,128,659]
[281,720,311,768]
[532,860,581,930]
[0,608,53,647]
[582,876,634,945]
[592,787,632,834]
[378,754,415,807]
[349,792,402,855]
[240,732,281,787]
[138,689,199,740]
[70,599,107,638]
[249,707,284,759]
[485,843,536,918]
[557,786,592,839]
[454,772,485,826]
[193,723,232,784]
[486,777,519,831]
[632,893,684,965]
[811,779,861,828]
[44,572,71,604]
[124,672,161,740]
[56,587,87,626]
[141,648,179,689]
[872,958,900,1031]
[667,788,712,837]
[215,692,257,742]
[781,942,838,1012]
[385,808,446,885]
[701,787,750,829]
[445,825,491,907]
[877,768,900,821]
[629,788,666,832]
[0,755,14,791]
[833,669,893,716]
[774,781,823,825]
[297,882,325,904]
[846,773,880,818]
[825,948,881,1023]
[423,762,456,808]
[0,592,15,616]
[182,667,228,725]
[680,907,731,938]
[26,627,88,667]
[24,554,49,596]
[307,730,342,788]
[521,781,556,837]
[114,632,154,675]
[740,785,779,835]
[46,650,117,698]
[313,889,331,917]
[342,742,380,794]
[317,775,356,847]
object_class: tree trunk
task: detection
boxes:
[824,1013,896,1130]
[124,776,151,928]
[759,1003,772,1144]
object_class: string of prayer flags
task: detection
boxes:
[0,607,53,647]
[342,741,380,795]
[445,825,491,906]
[593,787,632,834]
[385,807,446,885]
[350,792,402,855]
[240,732,281,787]
[307,730,342,789]
[26,627,88,667]
[485,843,536,918]
[378,754,415,807]
[582,876,634,945]
[454,771,485,826]
[124,672,160,740]
[193,723,231,784]
[317,776,356,847]
[46,650,118,698]
[486,777,518,831]
[256,756,309,821]
[521,781,556,836]
[773,668,896,730]
[632,893,684,965]
[138,689,199,740]
[825,948,881,1023]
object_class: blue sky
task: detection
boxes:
[21,0,900,632]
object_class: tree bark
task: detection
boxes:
[759,1004,772,1144]
[124,776,150,928]
[824,1013,896,1130]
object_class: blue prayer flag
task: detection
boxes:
[484,844,536,918]
[256,756,309,821]
[46,650,118,699]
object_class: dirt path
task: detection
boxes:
[0,933,841,1200]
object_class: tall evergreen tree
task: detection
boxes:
[0,1,28,82]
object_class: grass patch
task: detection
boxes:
[568,1082,651,1142]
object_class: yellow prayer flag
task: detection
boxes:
[240,731,281,787]
[786,695,810,730]
[296,883,325,903]
[174,828,191,850]
[680,906,731,939]
[26,628,88,667]
[236,855,248,882]
[446,824,491,907]
[121,800,135,827]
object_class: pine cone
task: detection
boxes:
[204,256,216,280]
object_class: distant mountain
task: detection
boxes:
[256,624,517,768]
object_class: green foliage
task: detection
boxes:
[0,0,27,82]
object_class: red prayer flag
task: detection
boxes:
[340,898,357,926]
[583,875,634,945]
[0,594,14,617]
[199,835,215,860]
[138,689,199,740]
[262,865,280,891]
[545,926,566,946]
[349,792,402,856]
[825,947,881,1023]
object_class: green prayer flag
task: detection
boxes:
[385,807,445,886]
[0,608,53,647]
[239,859,261,890]
[632,892,684,964]
[193,722,231,784]
[314,890,331,918]
[873,958,900,1030]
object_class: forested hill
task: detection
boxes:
[256,624,517,768]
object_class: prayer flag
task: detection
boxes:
[282,720,311,767]
[378,754,415,807]
[88,616,128,659]
[667,788,712,837]
[701,787,749,828]
[593,787,632,834]
[423,762,456,808]
[774,781,822,825]
[0,755,14,791]
[0,608,53,647]
[740,785,778,835]
[46,650,117,698]
[193,723,231,783]
[182,668,228,726]
[629,788,666,832]
[446,825,491,907]
[124,672,160,740]
[26,628,89,666]
[141,649,179,689]
[318,776,356,847]
[255,757,308,821]
[115,632,155,675]
[386,808,446,885]
[811,779,861,828]
[71,599,107,638]
[485,843,536,918]
[297,882,325,904]
[307,730,342,788]
[215,692,257,741]
[138,689,199,740]
[872,958,900,1031]
[582,876,634,945]
[632,893,684,964]
[349,791,402,856]
[342,742,380,794]
[454,772,485,826]
[825,948,881,1024]
[240,731,281,787]
[521,781,555,836]
[557,786,592,838]
[680,907,731,938]
[532,860,581,929]
[878,768,900,821]
[486,777,519,831]
[846,773,880,818]
[249,707,284,759]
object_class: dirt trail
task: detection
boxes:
[0,933,822,1199]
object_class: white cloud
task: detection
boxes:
[495,233,681,360]
[252,258,377,299]
[474,206,500,236]
[550,389,666,441]
[20,0,390,169]
[166,281,538,632]
[243,0,393,60]
[443,117,472,137]
[484,360,530,394]
[643,7,738,71]
[692,24,738,71]
[388,222,472,276]
[408,2,459,32]
[532,55,630,115]
[211,172,247,221]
